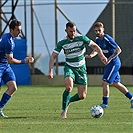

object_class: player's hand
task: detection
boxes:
[24,57,34,63]
[47,70,53,79]
[85,54,91,59]
[101,57,108,65]
[107,59,112,64]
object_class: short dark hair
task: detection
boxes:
[9,19,21,30]
[94,22,104,28]
[66,22,76,28]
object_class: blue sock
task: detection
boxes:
[125,92,132,99]
[102,96,109,105]
[0,93,11,109]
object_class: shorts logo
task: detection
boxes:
[66,72,70,76]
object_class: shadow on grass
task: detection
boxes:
[6,114,92,120]
[5,116,29,119]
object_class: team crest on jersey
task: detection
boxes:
[77,43,81,46]
[103,43,106,48]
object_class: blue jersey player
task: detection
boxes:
[86,22,133,108]
[0,19,34,118]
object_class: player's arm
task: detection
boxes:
[107,46,121,64]
[85,49,98,59]
[6,54,34,64]
[89,41,107,65]
[47,52,58,79]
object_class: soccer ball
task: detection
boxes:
[90,105,104,118]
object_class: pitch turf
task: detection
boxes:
[0,85,133,133]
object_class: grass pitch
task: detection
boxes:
[0,85,133,133]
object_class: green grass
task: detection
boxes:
[0,85,133,133]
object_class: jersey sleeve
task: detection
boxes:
[105,34,118,49]
[82,36,91,46]
[5,38,14,54]
[53,40,63,54]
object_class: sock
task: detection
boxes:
[0,93,11,109]
[102,96,109,105]
[62,90,70,110]
[125,91,133,99]
[70,93,80,103]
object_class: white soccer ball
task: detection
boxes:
[90,105,104,118]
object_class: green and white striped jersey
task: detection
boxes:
[54,34,92,67]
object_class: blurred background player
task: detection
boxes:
[47,22,107,118]
[86,22,133,108]
[0,19,34,118]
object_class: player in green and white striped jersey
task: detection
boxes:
[48,22,107,118]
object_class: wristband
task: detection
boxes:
[21,60,25,64]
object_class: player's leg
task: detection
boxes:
[5,80,17,96]
[0,66,17,118]
[113,82,133,108]
[69,85,87,103]
[100,80,110,108]
[113,82,129,94]
[0,87,1,96]
[61,84,86,119]
[60,64,74,118]
[60,77,73,118]
[77,85,87,99]
[63,77,73,110]
[69,64,88,103]
[0,81,17,118]
[100,63,120,108]
[0,71,3,96]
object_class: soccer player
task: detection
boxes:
[86,21,133,108]
[47,22,107,118]
[0,19,34,118]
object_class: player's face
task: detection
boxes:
[94,27,104,38]
[65,26,76,40]
[11,26,22,38]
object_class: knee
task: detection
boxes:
[6,86,17,96]
[9,86,17,93]
[11,86,17,96]
[102,80,105,86]
[102,80,109,87]
[13,86,17,92]
[10,85,17,92]
[79,93,87,100]
[65,86,73,92]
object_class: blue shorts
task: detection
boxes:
[102,61,121,84]
[0,65,16,86]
